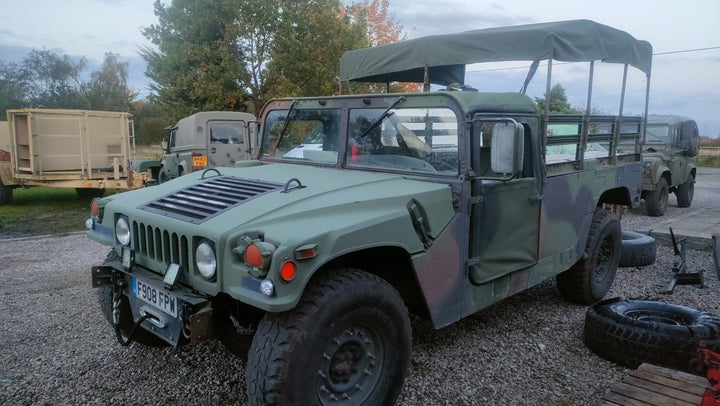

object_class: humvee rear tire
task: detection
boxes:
[97,250,168,347]
[0,179,12,205]
[246,268,411,406]
[645,177,669,216]
[676,175,695,208]
[556,208,621,304]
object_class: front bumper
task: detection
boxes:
[92,252,213,347]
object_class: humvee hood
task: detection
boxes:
[106,163,453,238]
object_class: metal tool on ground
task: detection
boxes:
[666,228,705,293]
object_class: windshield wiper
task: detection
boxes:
[357,96,406,139]
[275,99,299,147]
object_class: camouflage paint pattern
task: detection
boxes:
[89,91,642,332]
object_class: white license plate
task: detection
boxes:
[133,278,177,317]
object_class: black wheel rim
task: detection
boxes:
[624,309,693,326]
[593,235,613,282]
[316,324,384,405]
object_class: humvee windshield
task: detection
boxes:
[260,106,459,175]
[645,124,669,144]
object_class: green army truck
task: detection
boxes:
[640,114,699,216]
[87,20,649,405]
[156,111,257,183]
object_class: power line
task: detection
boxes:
[466,46,720,73]
[653,46,720,55]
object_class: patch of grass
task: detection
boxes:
[698,155,720,168]
[0,187,122,237]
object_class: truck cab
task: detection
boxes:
[158,111,256,182]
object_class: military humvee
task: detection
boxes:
[157,111,257,183]
[87,20,649,405]
[640,114,699,216]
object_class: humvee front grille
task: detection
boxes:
[140,176,283,224]
[132,222,190,271]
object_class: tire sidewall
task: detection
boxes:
[676,176,694,207]
[249,270,411,406]
[587,211,622,300]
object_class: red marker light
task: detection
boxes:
[281,262,296,281]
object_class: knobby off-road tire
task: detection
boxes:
[645,177,669,217]
[676,175,695,208]
[97,250,167,347]
[246,268,411,406]
[585,298,720,372]
[556,207,622,304]
[619,231,656,267]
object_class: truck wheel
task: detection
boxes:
[584,298,720,372]
[157,168,170,184]
[556,207,621,304]
[619,231,656,267]
[645,177,669,216]
[96,251,167,347]
[246,268,411,406]
[0,179,12,205]
[676,175,695,208]
[76,188,105,199]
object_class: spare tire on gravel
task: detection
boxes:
[585,298,720,373]
[619,231,656,267]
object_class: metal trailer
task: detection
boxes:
[0,109,152,204]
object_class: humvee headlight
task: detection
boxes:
[196,240,217,280]
[115,217,131,246]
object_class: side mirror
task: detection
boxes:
[160,140,168,152]
[490,121,524,176]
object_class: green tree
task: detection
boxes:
[0,61,28,117]
[22,49,88,109]
[266,0,367,100]
[84,53,138,112]
[141,0,249,120]
[534,83,582,114]
[131,99,172,145]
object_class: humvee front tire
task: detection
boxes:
[645,177,669,216]
[247,268,411,406]
[556,208,621,304]
[676,175,695,208]
[97,250,168,347]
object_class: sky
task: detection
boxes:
[1,0,719,137]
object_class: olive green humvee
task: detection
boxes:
[87,20,650,405]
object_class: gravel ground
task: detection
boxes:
[1,169,718,406]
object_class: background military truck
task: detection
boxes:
[0,109,152,205]
[640,114,699,216]
[156,111,257,183]
[87,20,648,405]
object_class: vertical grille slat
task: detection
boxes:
[132,221,190,273]
[140,176,283,224]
